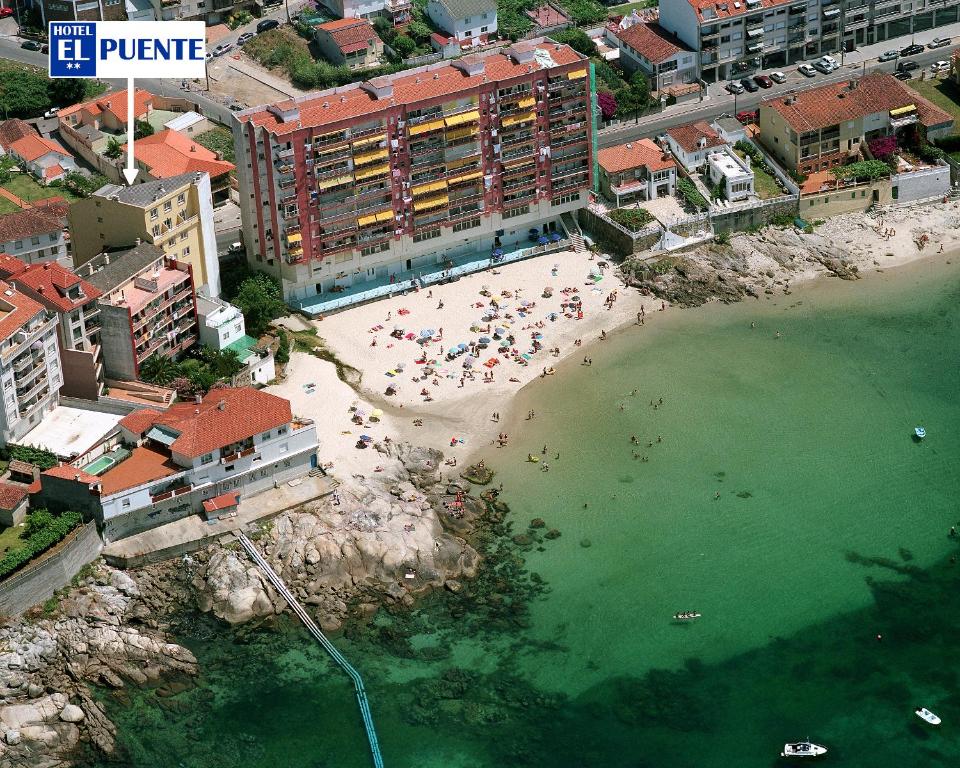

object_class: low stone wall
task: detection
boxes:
[712,197,798,234]
[578,208,661,257]
[891,162,951,203]
[0,523,102,616]
[799,179,892,218]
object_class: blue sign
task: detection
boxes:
[49,22,97,78]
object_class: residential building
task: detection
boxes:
[659,0,960,85]
[40,0,127,23]
[69,173,221,297]
[596,139,677,207]
[758,73,954,174]
[609,21,697,91]
[0,483,29,527]
[0,257,105,401]
[0,120,40,155]
[665,120,727,170]
[317,0,411,25]
[128,130,235,203]
[706,146,755,201]
[81,243,198,382]
[37,387,319,542]
[0,282,63,446]
[314,19,384,70]
[233,39,594,305]
[4,134,75,185]
[125,0,155,20]
[196,295,276,385]
[58,89,154,136]
[0,201,71,267]
[426,0,497,44]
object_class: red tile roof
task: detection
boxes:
[8,261,101,313]
[0,254,28,278]
[119,408,164,436]
[316,18,377,53]
[9,134,69,162]
[59,89,154,125]
[0,204,69,247]
[687,0,792,23]
[98,445,180,495]
[125,387,293,459]
[240,41,586,136]
[0,119,37,150]
[0,482,27,510]
[598,138,677,174]
[0,279,46,342]
[666,120,725,154]
[614,23,688,65]
[202,491,240,513]
[762,73,955,133]
[42,463,100,485]
[43,164,65,179]
[130,129,235,180]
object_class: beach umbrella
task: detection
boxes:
[397,363,406,371]
[494,327,506,336]
[457,342,468,350]
[533,333,543,340]
[492,248,503,257]
[448,347,459,356]
[550,232,562,242]
[538,235,548,245]
[520,300,531,307]
[419,329,432,337]
[360,435,373,442]
[479,336,491,344]
[394,325,403,332]
[370,409,383,419]
[548,312,558,320]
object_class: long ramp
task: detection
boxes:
[236,532,385,768]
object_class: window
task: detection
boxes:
[481,26,488,32]
[225,464,235,472]
[234,323,242,332]
[201,453,213,464]
[183,246,191,256]
[150,208,158,220]
[164,201,172,212]
[502,205,530,219]
[180,232,188,241]
[177,193,185,205]
[30,237,39,246]
[48,233,57,242]
[453,217,480,232]
[13,241,21,249]
[413,228,441,243]
[122,498,131,508]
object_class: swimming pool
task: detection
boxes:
[82,455,115,475]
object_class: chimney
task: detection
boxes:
[626,142,632,149]
[104,253,110,265]
[135,238,141,246]
[217,399,226,411]
[74,474,80,481]
[194,394,201,404]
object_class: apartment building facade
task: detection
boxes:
[0,258,105,401]
[69,173,221,297]
[83,244,199,381]
[38,388,319,542]
[233,39,595,305]
[0,203,71,268]
[0,283,63,446]
[659,0,960,84]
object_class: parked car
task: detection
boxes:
[212,42,234,57]
[740,77,759,92]
[897,59,919,72]
[931,60,951,74]
[20,40,41,51]
[40,43,48,53]
[928,37,951,49]
[257,18,280,33]
[229,102,246,111]
[0,7,13,16]
[205,51,212,60]
[237,32,255,46]
[769,71,786,83]
[798,63,817,77]
[894,71,913,81]
[877,50,899,62]
[754,74,773,88]
[43,107,58,119]
[900,43,924,56]
[821,55,839,69]
[812,59,833,74]
[736,110,759,125]
[726,81,745,94]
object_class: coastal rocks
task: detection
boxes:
[196,549,275,625]
[460,463,494,485]
[59,704,84,723]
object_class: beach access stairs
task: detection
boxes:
[236,532,385,768]
[561,212,586,253]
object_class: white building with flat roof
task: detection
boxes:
[707,146,754,202]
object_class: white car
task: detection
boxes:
[798,64,817,77]
[813,58,834,74]
[821,55,839,69]
[43,107,59,119]
[931,60,951,74]
[770,71,786,83]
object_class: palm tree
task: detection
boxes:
[140,354,177,385]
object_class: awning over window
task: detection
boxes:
[413,195,448,212]
[286,232,302,243]
[357,213,378,227]
[445,109,479,128]
[501,112,535,127]
[351,134,385,148]
[355,163,389,181]
[889,104,916,117]
[448,171,482,185]
[409,119,445,136]
[375,209,394,223]
[445,126,477,142]
[318,174,352,190]
[354,148,388,165]
[413,179,448,196]
[518,96,536,109]
[567,69,587,80]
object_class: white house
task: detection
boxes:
[608,18,697,91]
[38,388,318,542]
[6,134,76,185]
[664,120,729,171]
[706,146,755,202]
[426,0,497,44]
[196,295,276,386]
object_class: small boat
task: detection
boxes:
[914,426,926,439]
[915,707,941,725]
[781,741,827,758]
[673,611,701,621]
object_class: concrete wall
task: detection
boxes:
[0,523,102,616]
[98,306,136,381]
[59,348,100,401]
[577,207,662,257]
[891,162,951,203]
[799,179,892,218]
[712,197,798,234]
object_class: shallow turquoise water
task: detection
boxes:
[91,257,960,768]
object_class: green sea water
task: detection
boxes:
[89,257,960,768]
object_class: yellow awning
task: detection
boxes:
[354,148,388,165]
[889,104,916,116]
[317,143,349,155]
[501,112,535,127]
[288,247,303,257]
[567,69,587,80]
[375,209,394,223]
[445,126,477,142]
[357,213,378,227]
[315,130,345,143]
[445,110,479,128]
[413,194,448,212]
[518,96,536,109]
[286,232,302,243]
[448,156,479,170]
[351,134,385,148]
[409,119,445,136]
[355,163,389,181]
[448,171,482,185]
[413,179,448,196]
[318,174,352,190]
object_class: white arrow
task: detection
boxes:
[122,77,139,186]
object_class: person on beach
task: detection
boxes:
[542,445,548,455]
[660,302,665,311]
[438,300,444,309]
[715,491,721,500]
[775,331,782,339]
[601,330,607,340]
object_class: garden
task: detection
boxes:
[0,510,82,580]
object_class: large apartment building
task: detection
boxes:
[659,0,960,84]
[69,173,221,297]
[0,283,63,446]
[233,39,595,305]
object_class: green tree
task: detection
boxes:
[200,346,244,380]
[23,509,52,538]
[0,155,16,185]
[630,72,650,108]
[140,354,178,385]
[233,273,286,336]
[47,78,86,107]
[134,119,154,140]
[407,20,432,44]
[552,28,595,58]
[189,367,217,394]
[373,17,396,45]
[0,70,51,117]
[392,34,417,58]
[276,329,290,365]
[104,137,123,160]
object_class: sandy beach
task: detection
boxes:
[266,200,960,478]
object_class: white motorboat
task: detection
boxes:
[673,611,701,621]
[781,741,827,758]
[915,707,941,725]
[915,426,926,439]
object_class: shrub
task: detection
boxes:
[788,169,808,184]
[831,159,890,181]
[609,208,654,232]
[276,330,290,365]
[8,445,57,470]
[0,511,82,581]
[597,91,617,121]
[918,144,946,163]
[868,135,897,160]
[677,178,708,210]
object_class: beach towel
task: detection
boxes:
[385,370,397,377]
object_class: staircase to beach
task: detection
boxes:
[561,212,586,253]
